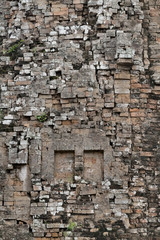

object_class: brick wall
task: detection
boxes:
[0,0,160,239]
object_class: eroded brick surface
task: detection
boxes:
[55,151,74,182]
[84,151,103,182]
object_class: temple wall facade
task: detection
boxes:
[0,0,160,239]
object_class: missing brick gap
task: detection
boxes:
[56,70,62,76]
[17,220,27,225]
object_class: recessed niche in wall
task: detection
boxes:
[54,151,74,182]
[84,150,104,182]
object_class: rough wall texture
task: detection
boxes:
[0,0,160,239]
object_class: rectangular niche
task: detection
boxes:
[54,151,74,182]
[84,151,104,182]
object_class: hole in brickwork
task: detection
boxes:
[83,150,104,182]
[56,70,62,76]
[17,220,27,225]
[54,151,74,182]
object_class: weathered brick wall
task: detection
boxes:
[0,0,160,239]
